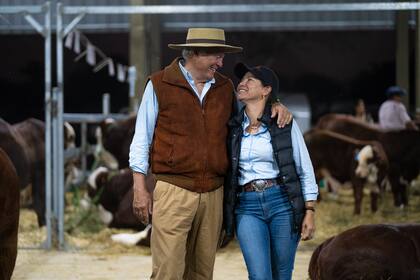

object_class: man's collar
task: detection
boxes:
[178,60,215,84]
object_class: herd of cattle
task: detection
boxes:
[1,113,419,279]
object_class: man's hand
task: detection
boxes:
[301,210,315,241]
[132,172,152,225]
[271,102,293,128]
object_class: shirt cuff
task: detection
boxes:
[303,193,319,202]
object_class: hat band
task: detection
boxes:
[186,38,226,44]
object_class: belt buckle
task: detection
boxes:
[251,180,268,192]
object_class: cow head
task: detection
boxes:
[354,143,389,187]
[80,166,113,225]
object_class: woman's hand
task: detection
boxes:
[301,210,315,241]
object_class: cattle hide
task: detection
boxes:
[85,167,156,246]
[0,148,20,280]
[0,118,79,227]
[99,116,136,169]
[316,114,420,208]
[309,224,420,280]
[0,118,45,226]
[304,129,388,214]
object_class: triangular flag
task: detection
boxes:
[117,64,126,82]
[108,59,115,77]
[86,42,96,66]
[64,31,74,50]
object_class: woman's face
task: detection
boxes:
[355,100,365,114]
[236,72,270,103]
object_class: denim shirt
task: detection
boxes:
[239,112,318,202]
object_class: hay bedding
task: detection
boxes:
[18,203,150,256]
[18,181,420,254]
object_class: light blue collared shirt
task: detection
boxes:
[129,61,215,175]
[238,112,318,201]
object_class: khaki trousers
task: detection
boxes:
[150,180,223,280]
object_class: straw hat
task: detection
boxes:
[168,28,243,53]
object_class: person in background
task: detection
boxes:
[379,86,418,130]
[224,63,318,280]
[129,28,292,280]
[354,98,373,123]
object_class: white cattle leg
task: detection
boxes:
[98,204,113,225]
[111,224,152,246]
[320,168,343,194]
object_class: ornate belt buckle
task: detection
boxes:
[252,180,267,192]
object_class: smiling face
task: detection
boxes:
[187,50,225,81]
[236,72,271,104]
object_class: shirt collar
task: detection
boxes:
[242,111,267,137]
[178,60,216,85]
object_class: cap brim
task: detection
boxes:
[168,43,242,53]
[234,62,252,79]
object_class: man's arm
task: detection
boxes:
[271,101,293,128]
[129,80,158,224]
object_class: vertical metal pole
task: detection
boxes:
[57,87,65,249]
[396,4,410,108]
[128,66,137,113]
[44,1,52,250]
[56,2,65,250]
[102,93,111,115]
[416,0,420,117]
[81,122,87,179]
[52,87,59,248]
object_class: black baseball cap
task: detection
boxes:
[234,62,279,97]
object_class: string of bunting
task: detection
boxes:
[64,29,135,83]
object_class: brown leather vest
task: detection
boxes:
[150,58,234,192]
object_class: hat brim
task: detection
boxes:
[168,43,242,53]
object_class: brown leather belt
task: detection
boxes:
[241,178,279,192]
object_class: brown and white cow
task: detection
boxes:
[309,224,420,280]
[316,113,420,208]
[304,129,388,214]
[0,147,20,280]
[0,118,45,226]
[0,118,80,227]
[98,116,136,169]
[81,166,155,246]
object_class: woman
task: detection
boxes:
[354,98,373,123]
[224,63,319,280]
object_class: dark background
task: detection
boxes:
[0,30,416,124]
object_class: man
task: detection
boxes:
[129,28,292,280]
[379,86,418,130]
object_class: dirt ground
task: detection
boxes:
[13,207,314,280]
[12,243,313,280]
[13,184,420,280]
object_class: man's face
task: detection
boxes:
[189,50,225,81]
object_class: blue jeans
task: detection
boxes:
[235,185,300,280]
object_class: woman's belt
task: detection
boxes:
[241,178,281,192]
